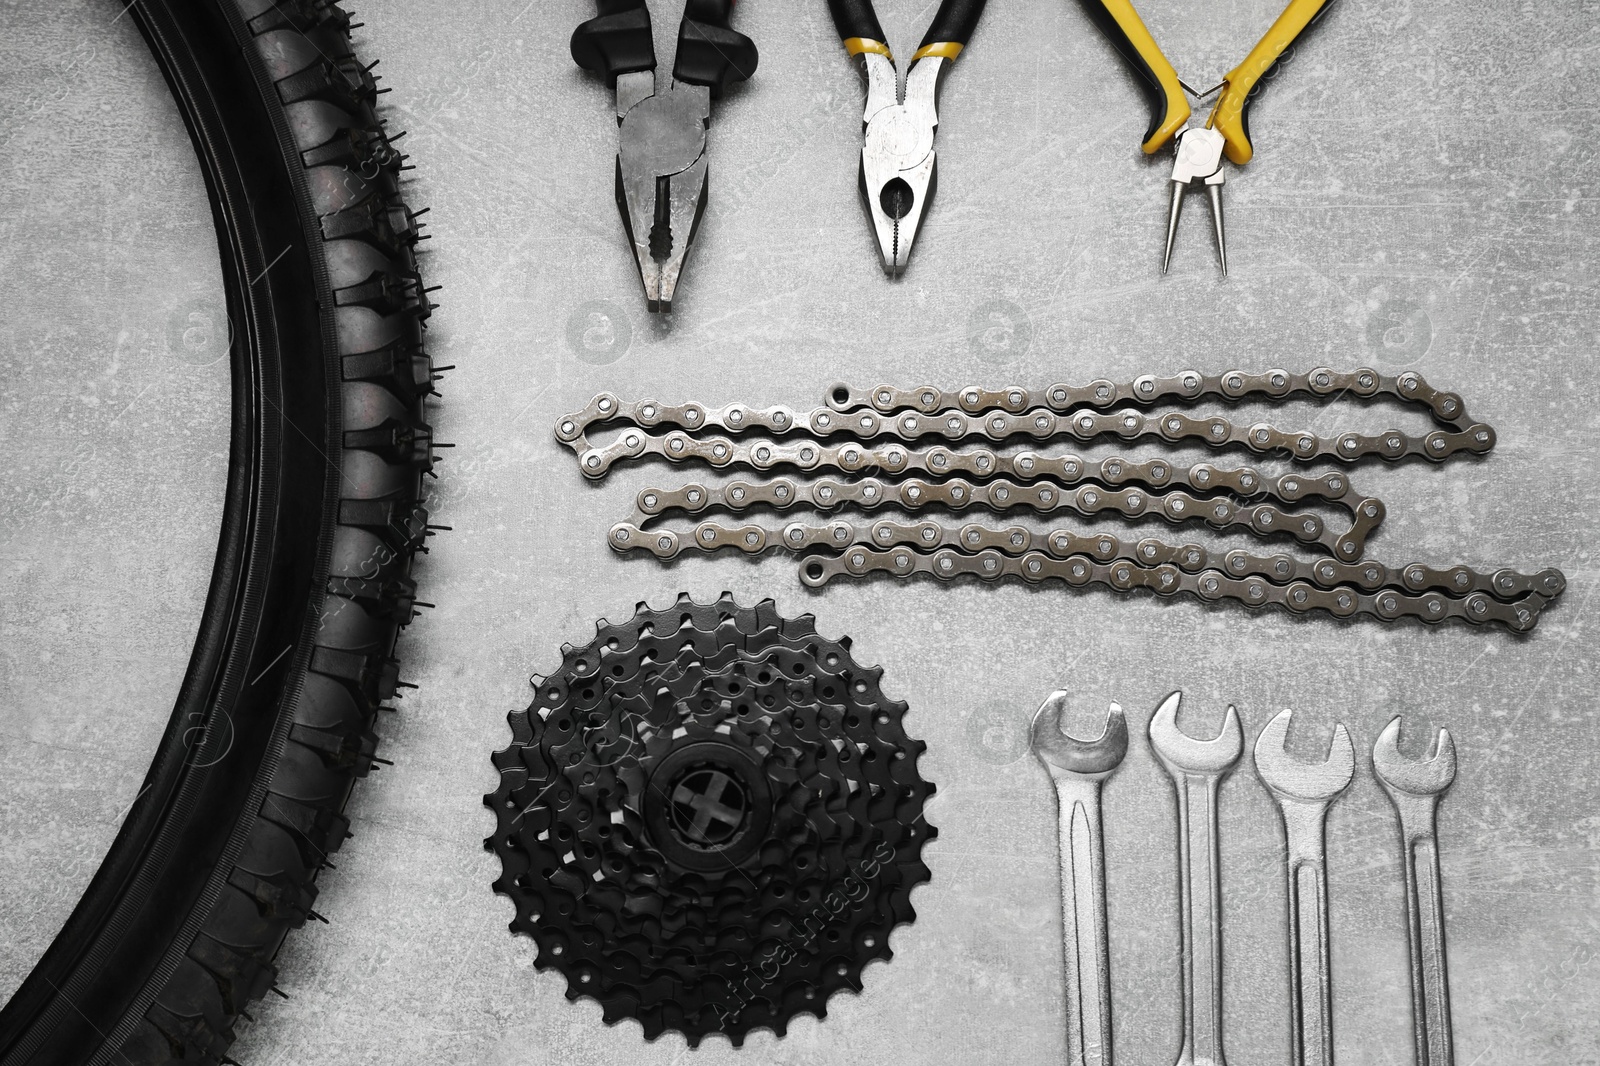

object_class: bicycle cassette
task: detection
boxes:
[485,592,937,1045]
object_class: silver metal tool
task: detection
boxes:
[1252,709,1355,1066]
[615,78,711,313]
[1373,717,1458,1066]
[570,0,758,312]
[1165,127,1228,276]
[1031,693,1128,1066]
[827,0,990,276]
[1148,691,1243,1066]
[857,53,940,277]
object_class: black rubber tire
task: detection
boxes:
[0,1,436,1062]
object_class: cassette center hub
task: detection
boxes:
[643,739,771,871]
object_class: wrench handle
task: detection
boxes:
[1279,802,1334,1066]
[1173,772,1228,1066]
[1286,858,1333,1066]
[1053,777,1113,1066]
[1401,825,1455,1066]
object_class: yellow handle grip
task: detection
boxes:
[844,37,892,59]
[1078,0,1190,154]
[1208,0,1332,165]
[911,41,964,62]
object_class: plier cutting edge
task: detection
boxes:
[827,0,989,277]
[571,1,758,312]
[1080,0,1334,275]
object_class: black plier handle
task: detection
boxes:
[828,0,986,63]
[573,0,758,95]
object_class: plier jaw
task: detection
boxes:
[615,78,711,313]
[572,0,757,312]
[830,0,988,278]
[857,55,945,278]
[860,145,936,277]
[1163,125,1227,276]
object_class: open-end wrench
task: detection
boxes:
[1148,691,1243,1066]
[1252,709,1355,1066]
[1372,716,1458,1066]
[1031,693,1130,1066]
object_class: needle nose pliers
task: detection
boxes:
[571,1,758,312]
[1079,0,1335,275]
[826,0,989,277]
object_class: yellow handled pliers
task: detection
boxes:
[1080,0,1336,275]
[828,0,989,276]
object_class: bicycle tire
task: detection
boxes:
[0,1,435,1062]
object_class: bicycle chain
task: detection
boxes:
[607,518,1564,605]
[630,468,1384,559]
[556,367,1493,474]
[487,594,935,1046]
[554,372,1566,631]
[801,545,1554,632]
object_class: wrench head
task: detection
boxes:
[1251,708,1355,802]
[1030,692,1128,776]
[1147,691,1243,775]
[1371,715,1457,796]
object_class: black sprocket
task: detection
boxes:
[485,593,936,1046]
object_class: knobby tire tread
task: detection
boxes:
[0,1,436,1062]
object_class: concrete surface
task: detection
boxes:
[3,0,1598,1063]
[0,0,230,1006]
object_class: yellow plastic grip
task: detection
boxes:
[1086,0,1189,154]
[844,37,893,59]
[911,41,964,62]
[1207,0,1331,165]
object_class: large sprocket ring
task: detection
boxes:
[486,592,936,1046]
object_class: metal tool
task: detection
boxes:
[827,0,989,275]
[1252,709,1354,1066]
[1372,716,1458,1066]
[571,0,758,311]
[1031,694,1128,1066]
[1148,691,1242,1066]
[1076,0,1337,274]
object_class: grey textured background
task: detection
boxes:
[2,0,1598,1063]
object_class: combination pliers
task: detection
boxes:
[1079,0,1335,275]
[826,0,989,277]
[571,0,758,312]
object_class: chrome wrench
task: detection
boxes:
[1252,709,1355,1066]
[1031,693,1129,1066]
[1149,691,1243,1066]
[1372,716,1458,1066]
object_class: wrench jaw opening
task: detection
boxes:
[1372,716,1457,798]
[1148,691,1244,775]
[1031,692,1129,779]
[1252,709,1356,804]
